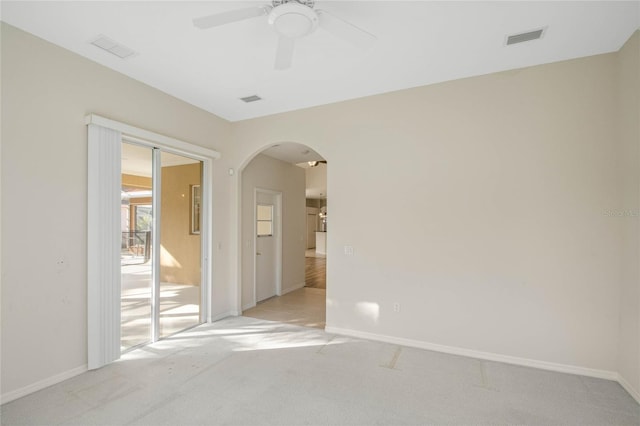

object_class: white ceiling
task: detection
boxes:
[2,1,638,122]
[259,142,327,198]
[261,141,325,164]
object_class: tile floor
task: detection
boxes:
[243,287,326,329]
[243,248,327,328]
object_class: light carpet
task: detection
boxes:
[1,316,638,425]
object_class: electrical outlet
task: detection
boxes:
[393,302,401,313]
[56,257,68,273]
[344,245,354,255]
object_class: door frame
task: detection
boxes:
[87,114,219,369]
[253,188,283,305]
[123,138,212,334]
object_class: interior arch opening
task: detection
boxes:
[239,142,327,329]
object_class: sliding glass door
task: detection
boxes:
[159,151,202,338]
[121,143,154,350]
[120,143,203,351]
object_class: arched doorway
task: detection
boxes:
[237,142,327,329]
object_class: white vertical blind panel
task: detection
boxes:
[87,124,122,370]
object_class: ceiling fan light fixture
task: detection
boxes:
[192,1,376,71]
[268,3,318,38]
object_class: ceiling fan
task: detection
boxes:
[193,0,376,70]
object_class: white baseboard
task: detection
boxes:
[210,311,239,322]
[324,326,619,381]
[5,326,636,407]
[1,364,87,405]
[281,282,305,296]
[241,283,306,313]
[617,373,640,404]
[241,302,256,312]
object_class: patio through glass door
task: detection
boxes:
[120,142,202,351]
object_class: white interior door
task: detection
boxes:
[255,190,280,302]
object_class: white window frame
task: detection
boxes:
[256,204,274,237]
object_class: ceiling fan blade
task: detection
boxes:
[274,36,295,70]
[316,9,376,49]
[193,6,270,29]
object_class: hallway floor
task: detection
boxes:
[304,255,326,289]
[243,248,327,328]
[243,287,326,329]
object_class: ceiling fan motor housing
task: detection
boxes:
[268,2,319,39]
[272,0,315,8]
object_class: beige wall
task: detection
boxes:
[124,164,203,285]
[160,163,202,286]
[122,173,152,189]
[2,20,639,404]
[0,23,233,398]
[241,154,306,309]
[616,31,640,398]
[232,49,625,375]
[305,162,327,197]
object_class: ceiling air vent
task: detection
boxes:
[506,28,545,46]
[240,95,262,103]
[91,35,136,59]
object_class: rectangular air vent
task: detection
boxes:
[506,28,545,45]
[240,95,262,103]
[91,35,136,59]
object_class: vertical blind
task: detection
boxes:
[87,124,122,370]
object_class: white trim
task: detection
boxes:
[87,114,219,365]
[1,365,87,405]
[242,302,257,312]
[281,281,305,295]
[252,189,257,305]
[85,114,220,159]
[618,373,640,404]
[151,148,162,343]
[233,172,242,315]
[202,158,214,323]
[324,326,619,381]
[240,280,302,312]
[210,311,239,322]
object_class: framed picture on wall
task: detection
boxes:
[191,184,201,235]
